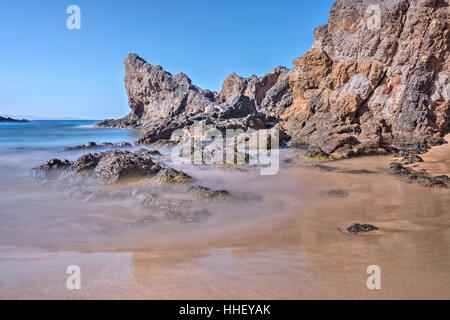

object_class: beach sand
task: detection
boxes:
[0,136,449,299]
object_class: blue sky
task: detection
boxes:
[0,0,335,119]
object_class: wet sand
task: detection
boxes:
[0,137,449,299]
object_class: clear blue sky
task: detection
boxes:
[0,0,335,120]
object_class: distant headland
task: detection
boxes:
[0,116,29,123]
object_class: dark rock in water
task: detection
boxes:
[408,171,450,189]
[32,159,72,178]
[33,150,196,186]
[94,150,156,184]
[400,154,424,165]
[64,142,98,150]
[305,145,329,159]
[331,142,392,160]
[126,209,211,225]
[72,153,102,172]
[136,148,162,157]
[164,209,211,223]
[326,190,349,198]
[0,116,29,123]
[115,142,132,147]
[388,163,413,176]
[141,193,193,211]
[312,164,376,175]
[64,141,132,151]
[390,162,416,176]
[39,158,72,170]
[152,168,194,184]
[347,224,378,235]
[388,162,449,189]
[98,142,114,148]
[189,185,231,200]
[125,215,158,228]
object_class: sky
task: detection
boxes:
[0,0,335,120]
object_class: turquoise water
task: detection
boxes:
[0,120,140,151]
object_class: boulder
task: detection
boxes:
[94,150,157,184]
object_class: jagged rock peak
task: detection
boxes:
[98,53,293,130]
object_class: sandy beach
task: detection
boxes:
[1,136,448,300]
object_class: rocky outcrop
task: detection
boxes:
[97,54,291,143]
[99,0,449,156]
[281,0,450,156]
[33,150,192,185]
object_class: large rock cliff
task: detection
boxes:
[99,0,449,155]
[281,0,449,156]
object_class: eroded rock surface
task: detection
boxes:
[281,0,450,156]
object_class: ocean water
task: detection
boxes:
[0,120,141,180]
[0,120,140,151]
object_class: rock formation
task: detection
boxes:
[99,0,449,156]
[281,0,449,156]
[33,150,193,185]
[97,54,291,144]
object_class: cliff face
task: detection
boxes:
[100,0,449,155]
[282,0,449,155]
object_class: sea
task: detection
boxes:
[0,120,141,180]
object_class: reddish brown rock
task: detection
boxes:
[281,0,449,155]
